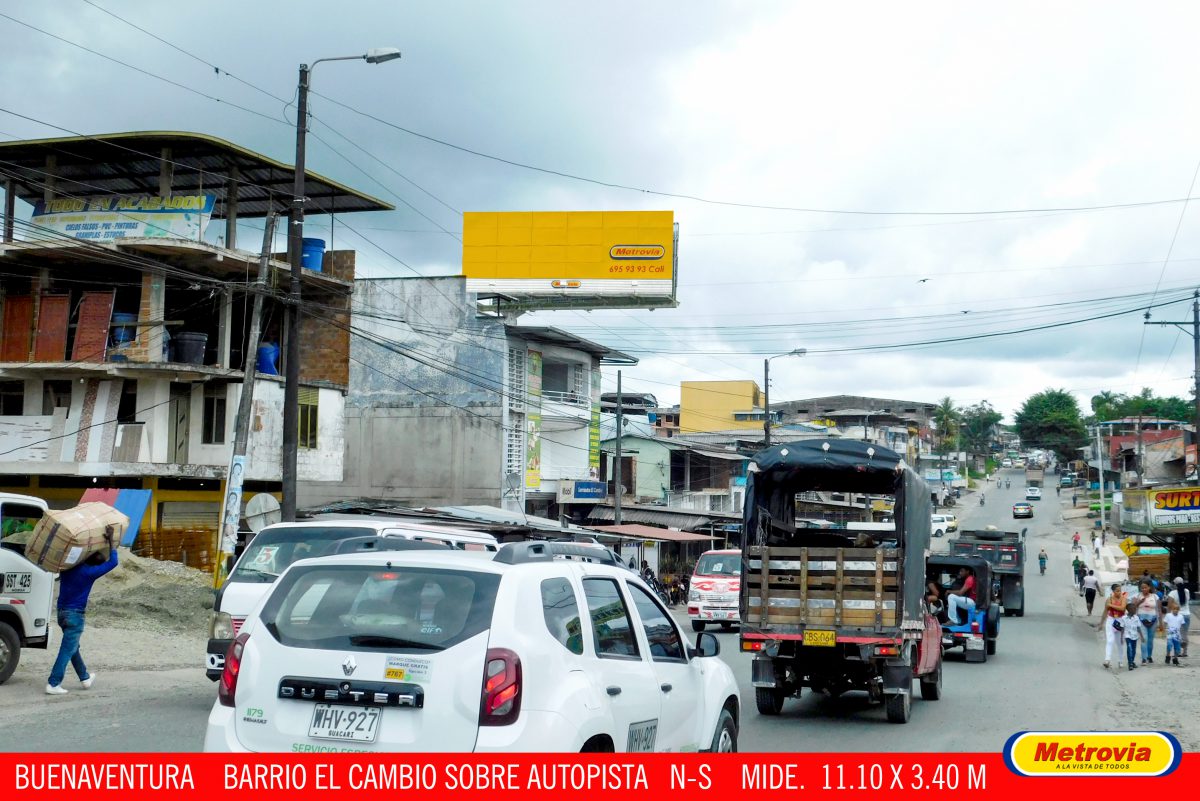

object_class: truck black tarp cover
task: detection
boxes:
[742,439,932,626]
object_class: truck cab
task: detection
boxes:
[0,493,54,684]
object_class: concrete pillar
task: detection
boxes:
[217,288,233,368]
[128,273,165,363]
[158,148,173,197]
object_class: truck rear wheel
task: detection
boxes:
[0,621,20,685]
[755,686,786,715]
[691,621,705,632]
[919,665,942,700]
[885,692,911,723]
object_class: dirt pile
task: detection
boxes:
[87,549,215,635]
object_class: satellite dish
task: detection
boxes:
[245,493,282,533]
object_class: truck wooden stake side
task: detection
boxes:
[739,440,943,724]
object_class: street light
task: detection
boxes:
[763,348,806,447]
[281,47,401,521]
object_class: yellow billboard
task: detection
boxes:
[462,211,676,307]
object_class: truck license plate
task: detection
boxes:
[805,630,836,647]
[308,704,381,743]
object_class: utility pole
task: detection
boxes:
[1136,411,1145,487]
[216,213,276,587]
[1143,289,1200,486]
[1096,423,1107,534]
[763,358,772,447]
[614,370,623,525]
[281,64,310,523]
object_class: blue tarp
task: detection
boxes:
[113,489,152,547]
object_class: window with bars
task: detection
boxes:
[507,348,526,410]
[573,364,588,401]
[505,417,524,475]
[299,387,319,449]
[202,383,227,444]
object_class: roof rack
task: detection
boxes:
[494,540,626,567]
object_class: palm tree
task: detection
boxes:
[932,396,960,454]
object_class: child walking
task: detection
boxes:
[1122,602,1144,670]
[1164,599,1186,666]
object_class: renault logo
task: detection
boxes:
[342,656,357,676]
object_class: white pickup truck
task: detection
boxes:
[0,493,54,684]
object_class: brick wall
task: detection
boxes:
[298,249,353,388]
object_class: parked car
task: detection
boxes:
[206,518,499,679]
[1025,487,1042,501]
[1012,503,1033,519]
[204,540,741,753]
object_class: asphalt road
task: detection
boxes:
[3,469,1113,752]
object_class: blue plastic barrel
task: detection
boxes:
[111,312,138,344]
[256,343,280,375]
[301,238,326,272]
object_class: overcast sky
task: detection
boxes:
[6,2,1200,421]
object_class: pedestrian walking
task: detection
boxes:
[1101,582,1128,668]
[1056,485,1061,497]
[1072,492,1078,507]
[1121,602,1144,670]
[46,533,119,695]
[1094,535,1102,561]
[1135,582,1162,664]
[1168,578,1190,657]
[1038,548,1048,576]
[1072,556,1085,591]
[1164,599,1186,666]
[1082,570,1101,615]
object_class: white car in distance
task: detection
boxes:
[204,540,741,753]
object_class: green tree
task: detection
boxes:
[931,396,961,453]
[1015,388,1088,461]
[1087,387,1193,424]
[960,401,1003,454]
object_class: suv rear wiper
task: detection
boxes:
[348,635,445,650]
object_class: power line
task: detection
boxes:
[77,0,291,104]
[0,11,288,128]
[311,88,1200,218]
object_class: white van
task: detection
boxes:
[205,518,498,679]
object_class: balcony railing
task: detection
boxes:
[541,390,589,406]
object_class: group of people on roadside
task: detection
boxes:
[1099,573,1191,670]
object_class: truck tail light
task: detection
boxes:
[742,640,764,652]
[971,620,982,634]
[479,648,522,726]
[217,632,250,707]
[873,645,899,656]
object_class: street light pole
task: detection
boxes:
[763,348,806,447]
[281,48,401,521]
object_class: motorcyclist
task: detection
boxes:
[979,493,986,506]
[1038,548,1048,576]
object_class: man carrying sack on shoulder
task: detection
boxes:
[46,528,119,696]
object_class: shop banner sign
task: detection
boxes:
[31,194,215,242]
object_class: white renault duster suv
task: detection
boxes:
[204,540,740,753]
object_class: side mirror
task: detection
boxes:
[693,632,720,658]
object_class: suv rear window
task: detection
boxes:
[260,564,500,653]
[229,526,379,582]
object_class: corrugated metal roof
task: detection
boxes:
[0,131,393,217]
[588,505,723,531]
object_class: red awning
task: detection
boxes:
[588,524,716,543]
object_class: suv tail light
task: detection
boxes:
[218,632,250,707]
[479,648,522,726]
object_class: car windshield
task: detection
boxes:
[229,526,381,582]
[694,553,740,577]
[260,564,500,653]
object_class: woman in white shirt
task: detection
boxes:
[1168,578,1190,658]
